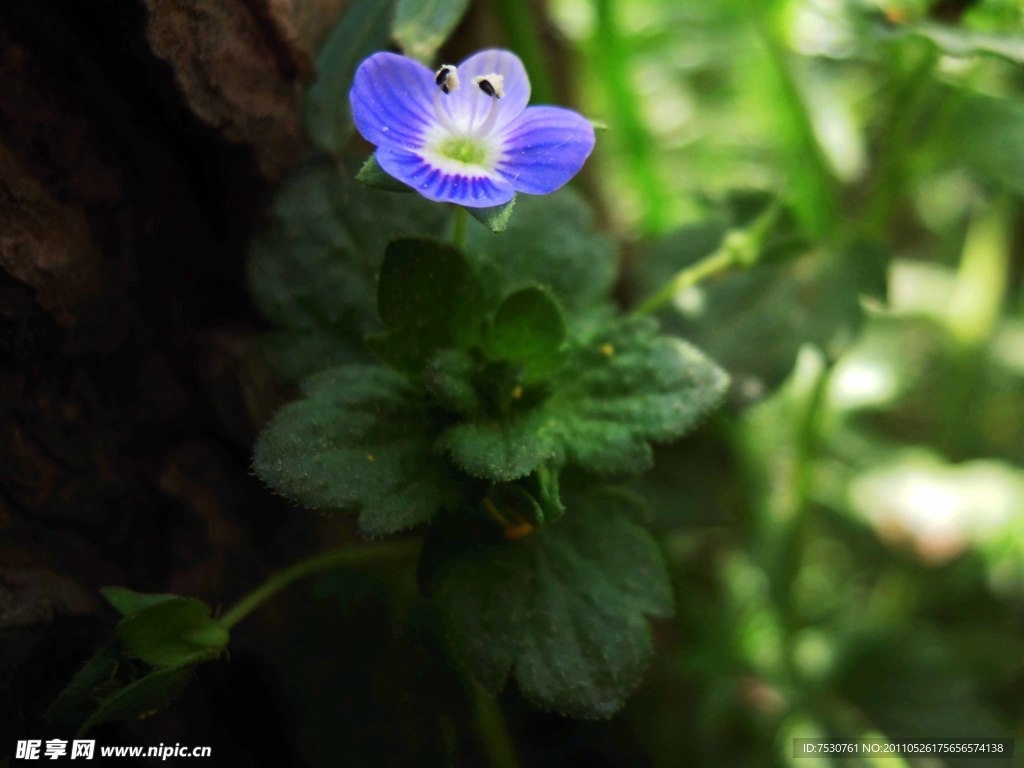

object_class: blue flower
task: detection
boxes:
[350,49,595,208]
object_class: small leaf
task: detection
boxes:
[305,0,395,155]
[393,0,471,63]
[425,491,674,718]
[45,643,121,730]
[444,318,729,481]
[371,238,488,374]
[357,153,413,193]
[101,586,178,618]
[116,596,229,669]
[465,189,617,329]
[78,667,193,736]
[467,197,517,233]
[254,365,453,534]
[247,159,448,379]
[423,349,480,414]
[484,287,567,383]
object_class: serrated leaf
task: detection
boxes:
[444,318,729,481]
[116,596,229,669]
[305,0,395,155]
[78,667,193,736]
[101,586,178,618]
[426,492,673,718]
[371,238,489,374]
[465,189,617,329]
[254,365,452,534]
[467,197,517,233]
[45,643,121,730]
[393,0,471,63]
[357,153,413,193]
[484,287,566,383]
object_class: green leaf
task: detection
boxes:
[423,349,480,414]
[101,586,178,618]
[444,318,729,481]
[371,238,489,374]
[254,365,452,534]
[305,0,395,155]
[78,667,193,736]
[393,0,471,63]
[116,596,229,669]
[467,197,517,233]
[465,189,618,329]
[45,643,120,730]
[247,159,448,378]
[356,153,413,193]
[484,287,566,383]
[426,491,673,718]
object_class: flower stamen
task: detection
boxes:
[471,73,505,138]
[434,64,460,94]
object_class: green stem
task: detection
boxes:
[492,0,555,104]
[631,202,781,317]
[469,679,519,768]
[453,205,468,251]
[218,539,420,629]
[593,0,669,233]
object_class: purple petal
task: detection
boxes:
[495,106,596,195]
[376,148,515,208]
[440,49,530,134]
[350,52,437,151]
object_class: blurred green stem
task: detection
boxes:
[632,203,780,316]
[746,3,836,238]
[593,0,670,232]
[470,679,519,768]
[492,0,554,104]
[863,44,939,237]
[218,539,420,629]
[453,205,468,250]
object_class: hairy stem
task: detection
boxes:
[453,205,469,250]
[218,539,420,629]
[470,679,519,768]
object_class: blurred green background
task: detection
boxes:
[549,0,1024,764]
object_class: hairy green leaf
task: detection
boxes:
[357,153,414,193]
[101,586,178,618]
[445,318,729,481]
[45,643,120,730]
[371,238,489,374]
[254,365,452,535]
[465,189,617,329]
[484,287,566,384]
[393,0,471,63]
[116,596,229,669]
[78,667,193,736]
[426,492,673,718]
[467,197,517,233]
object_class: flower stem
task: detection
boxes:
[453,206,468,251]
[218,539,420,630]
[631,202,781,317]
[469,679,519,768]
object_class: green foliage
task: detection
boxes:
[393,0,472,63]
[467,197,517,233]
[305,0,395,155]
[444,317,728,481]
[115,596,228,669]
[249,157,727,714]
[424,492,673,718]
[247,159,448,381]
[254,365,452,536]
[48,588,227,735]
